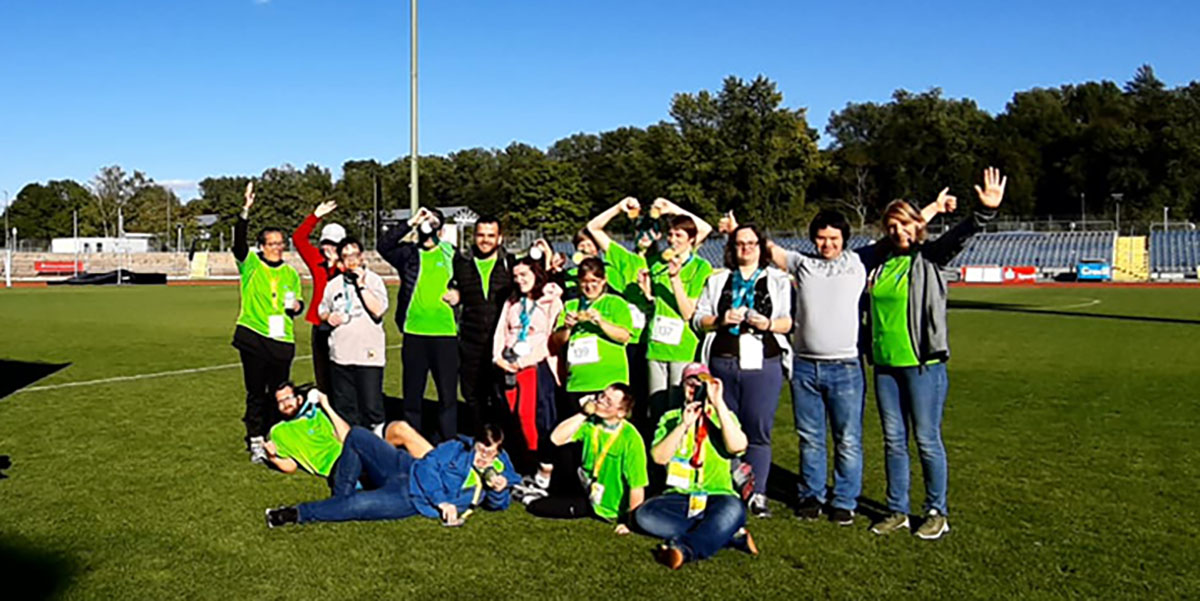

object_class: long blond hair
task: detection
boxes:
[881,200,927,244]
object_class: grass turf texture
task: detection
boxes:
[1,285,1197,599]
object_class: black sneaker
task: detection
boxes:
[794,496,822,520]
[265,506,299,528]
[829,507,855,526]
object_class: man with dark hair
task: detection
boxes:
[232,181,304,464]
[319,236,389,430]
[264,382,351,480]
[378,207,460,442]
[264,421,520,527]
[443,214,518,434]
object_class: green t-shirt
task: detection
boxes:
[571,419,649,520]
[556,294,632,393]
[475,255,497,298]
[870,254,921,367]
[603,243,654,344]
[236,253,302,343]
[653,407,742,497]
[269,410,342,477]
[405,242,458,336]
[645,252,712,362]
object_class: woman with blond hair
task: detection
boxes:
[860,168,1006,540]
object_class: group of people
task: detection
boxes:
[230,167,1008,567]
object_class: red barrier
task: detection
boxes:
[1002,266,1037,284]
[34,261,84,275]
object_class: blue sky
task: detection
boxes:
[1,0,1197,204]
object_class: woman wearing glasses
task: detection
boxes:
[318,237,389,431]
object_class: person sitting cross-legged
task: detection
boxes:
[634,363,758,569]
[265,422,519,528]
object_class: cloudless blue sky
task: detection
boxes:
[2,0,1198,204]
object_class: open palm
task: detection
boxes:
[974,167,1007,208]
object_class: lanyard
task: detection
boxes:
[729,268,761,335]
[342,276,355,315]
[590,421,625,478]
[517,298,532,342]
[689,416,709,469]
[265,266,285,312]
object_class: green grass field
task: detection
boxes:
[1,284,1198,599]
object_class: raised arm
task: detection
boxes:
[587,197,639,254]
[654,197,713,247]
[707,378,748,454]
[650,405,701,465]
[923,168,1005,266]
[550,410,590,447]
[920,188,957,224]
[316,390,351,443]
[233,182,253,262]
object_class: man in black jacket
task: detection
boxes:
[443,215,517,434]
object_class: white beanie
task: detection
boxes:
[319,223,346,245]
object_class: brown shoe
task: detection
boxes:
[653,543,685,570]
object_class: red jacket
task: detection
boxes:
[292,214,340,326]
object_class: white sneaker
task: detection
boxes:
[371,422,387,439]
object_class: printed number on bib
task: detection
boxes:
[650,315,685,346]
[268,315,286,339]
[568,336,601,365]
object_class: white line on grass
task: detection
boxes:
[1027,298,1102,311]
[16,344,403,394]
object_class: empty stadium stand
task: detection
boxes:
[1149,231,1200,276]
[948,231,1116,272]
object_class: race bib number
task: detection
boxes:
[568,336,601,365]
[629,304,646,330]
[268,315,286,339]
[688,492,708,518]
[739,334,764,371]
[666,458,693,490]
[650,315,685,346]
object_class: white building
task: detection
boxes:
[52,234,155,254]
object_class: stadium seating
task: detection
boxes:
[1149,230,1200,275]
[948,231,1116,271]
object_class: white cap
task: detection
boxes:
[319,223,346,245]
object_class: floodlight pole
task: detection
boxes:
[409,0,419,213]
[74,210,79,277]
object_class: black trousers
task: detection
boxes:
[460,347,500,437]
[330,363,385,427]
[402,334,459,442]
[527,496,596,520]
[311,324,333,392]
[239,349,291,441]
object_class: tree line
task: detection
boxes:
[6,65,1198,248]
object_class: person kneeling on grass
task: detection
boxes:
[635,363,757,569]
[263,382,350,481]
[265,422,519,528]
[525,384,648,535]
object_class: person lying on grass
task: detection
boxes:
[263,382,351,482]
[265,422,520,528]
[524,383,648,535]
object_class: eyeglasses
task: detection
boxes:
[734,241,759,248]
[341,251,362,260]
[264,241,286,248]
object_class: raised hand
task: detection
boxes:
[651,197,673,216]
[314,200,337,218]
[682,401,703,428]
[718,210,738,235]
[636,269,653,299]
[934,188,957,214]
[620,196,641,215]
[243,181,255,212]
[975,167,1007,209]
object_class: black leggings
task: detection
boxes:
[401,334,459,442]
[526,496,596,520]
[239,349,291,441]
[330,363,385,427]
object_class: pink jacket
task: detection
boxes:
[493,283,564,380]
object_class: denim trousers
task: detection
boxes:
[791,356,865,510]
[298,427,418,523]
[874,363,949,515]
[634,493,746,561]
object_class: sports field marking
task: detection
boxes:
[1028,298,1102,310]
[16,344,403,394]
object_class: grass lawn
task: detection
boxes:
[1,284,1197,599]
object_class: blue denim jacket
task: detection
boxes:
[409,435,520,518]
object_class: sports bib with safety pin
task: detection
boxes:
[650,315,685,345]
[629,304,647,331]
[568,336,601,365]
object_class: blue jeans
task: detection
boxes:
[791,357,865,510]
[874,363,949,515]
[710,356,783,495]
[298,427,419,523]
[634,493,746,561]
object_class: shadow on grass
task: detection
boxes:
[765,464,891,522]
[0,536,78,600]
[948,299,1200,326]
[0,360,71,400]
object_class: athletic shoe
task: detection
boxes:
[371,422,387,439]
[249,437,268,465]
[731,460,756,502]
[870,512,910,535]
[829,507,855,526]
[729,527,759,556]
[512,476,549,505]
[794,496,822,521]
[915,509,950,540]
[265,506,299,528]
[748,493,772,519]
[653,543,685,570]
